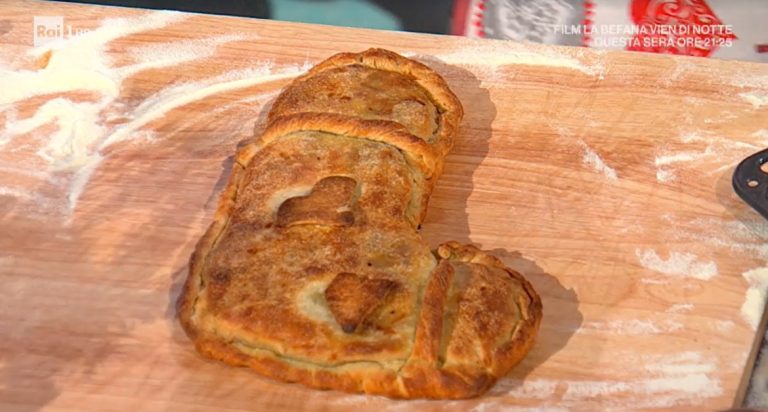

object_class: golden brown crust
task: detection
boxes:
[268,48,463,176]
[181,242,541,399]
[177,49,541,400]
[248,112,439,179]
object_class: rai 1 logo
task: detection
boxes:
[33,16,90,47]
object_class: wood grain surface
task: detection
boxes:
[1,1,767,410]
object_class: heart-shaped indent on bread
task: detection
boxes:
[277,175,358,227]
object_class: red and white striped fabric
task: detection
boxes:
[451,0,767,62]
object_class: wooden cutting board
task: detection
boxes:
[1,1,767,410]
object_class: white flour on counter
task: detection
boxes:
[655,147,715,165]
[0,12,185,106]
[550,126,618,181]
[101,63,309,149]
[669,217,768,261]
[491,352,720,409]
[577,319,683,335]
[561,351,721,408]
[656,169,676,183]
[654,145,714,183]
[739,91,768,109]
[666,303,694,314]
[0,11,307,216]
[580,141,618,181]
[636,248,718,280]
[753,129,768,144]
[715,320,736,333]
[652,130,765,183]
[741,267,768,331]
[424,40,605,84]
[119,34,251,77]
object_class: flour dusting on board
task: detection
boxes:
[430,40,604,83]
[739,91,768,108]
[561,356,722,408]
[666,303,694,313]
[580,141,618,181]
[741,267,768,330]
[0,12,309,218]
[753,129,768,144]
[656,169,676,182]
[670,217,768,261]
[578,319,683,335]
[486,351,722,409]
[120,34,251,76]
[0,12,184,105]
[548,127,618,180]
[488,378,560,400]
[636,248,718,280]
[655,147,714,165]
[653,129,766,183]
[461,350,721,409]
[714,320,735,333]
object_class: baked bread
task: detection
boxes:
[178,48,542,399]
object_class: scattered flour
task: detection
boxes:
[753,129,768,145]
[0,185,38,200]
[678,130,761,150]
[0,12,307,216]
[67,155,103,214]
[0,12,186,106]
[683,96,705,106]
[655,146,715,166]
[101,62,310,149]
[642,351,715,376]
[577,319,683,335]
[656,169,676,183]
[575,140,617,181]
[666,303,694,314]
[641,278,669,285]
[739,91,768,109]
[653,145,713,183]
[668,217,768,261]
[494,379,558,399]
[562,371,722,407]
[679,131,708,144]
[581,146,617,181]
[429,40,604,83]
[724,67,768,90]
[741,267,768,331]
[119,34,250,77]
[714,320,735,333]
[653,130,765,182]
[488,350,722,409]
[636,248,718,280]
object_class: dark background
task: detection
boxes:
[57,0,456,34]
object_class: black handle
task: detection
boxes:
[733,148,768,221]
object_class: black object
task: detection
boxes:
[733,148,768,220]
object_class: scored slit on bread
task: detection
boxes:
[177,48,542,399]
